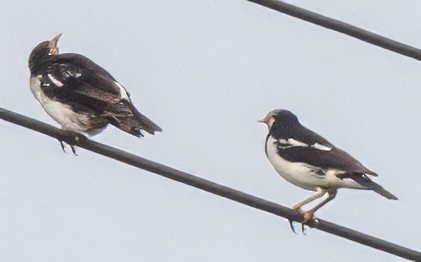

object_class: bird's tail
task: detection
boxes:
[130,104,162,135]
[106,102,162,137]
[368,181,398,200]
[350,174,398,200]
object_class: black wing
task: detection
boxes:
[277,143,376,175]
[39,53,162,135]
[40,53,125,111]
[273,125,377,176]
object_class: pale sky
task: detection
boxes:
[1,0,420,261]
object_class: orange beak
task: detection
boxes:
[48,34,62,55]
[258,115,270,124]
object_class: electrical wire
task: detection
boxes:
[1,107,420,260]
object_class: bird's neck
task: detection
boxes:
[29,55,52,74]
[269,121,300,139]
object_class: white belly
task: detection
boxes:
[265,136,364,191]
[30,75,89,132]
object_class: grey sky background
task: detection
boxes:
[1,0,420,261]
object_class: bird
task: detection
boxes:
[28,34,162,153]
[259,109,397,231]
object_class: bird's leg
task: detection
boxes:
[301,188,337,228]
[57,130,83,156]
[289,188,327,233]
[292,188,327,211]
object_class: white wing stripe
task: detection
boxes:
[47,74,64,87]
[277,138,332,151]
[114,81,130,101]
[287,138,308,147]
[311,143,332,151]
[277,138,308,149]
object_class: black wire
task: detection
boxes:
[5,1,420,260]
[247,0,421,60]
[1,107,420,260]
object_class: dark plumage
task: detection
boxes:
[260,109,397,231]
[268,109,378,177]
[28,34,161,141]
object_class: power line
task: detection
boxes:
[4,2,419,260]
[1,107,420,261]
[247,0,421,60]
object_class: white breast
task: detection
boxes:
[265,136,365,191]
[266,136,321,191]
[30,75,89,132]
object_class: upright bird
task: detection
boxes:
[28,35,161,152]
[259,109,397,230]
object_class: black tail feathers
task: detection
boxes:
[350,173,398,200]
[106,102,162,137]
[368,181,398,200]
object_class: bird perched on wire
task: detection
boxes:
[259,109,397,232]
[28,34,162,153]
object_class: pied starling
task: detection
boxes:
[259,109,397,231]
[28,35,162,152]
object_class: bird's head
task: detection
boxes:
[28,34,61,70]
[259,109,299,130]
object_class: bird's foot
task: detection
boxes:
[288,219,297,234]
[288,206,303,234]
[289,209,315,234]
[300,211,315,233]
[60,140,78,156]
[302,211,314,223]
[58,130,85,156]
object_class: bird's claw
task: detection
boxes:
[288,219,297,234]
[70,145,77,155]
[60,141,66,153]
[288,219,307,234]
[58,130,82,155]
[59,140,77,156]
[289,210,314,234]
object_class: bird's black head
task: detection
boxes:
[28,34,61,71]
[259,109,299,131]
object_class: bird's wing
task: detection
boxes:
[273,135,377,176]
[39,54,162,135]
[40,53,129,112]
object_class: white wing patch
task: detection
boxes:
[311,142,332,151]
[277,138,308,149]
[278,139,288,144]
[63,70,81,78]
[114,81,130,101]
[47,73,64,87]
[276,138,332,151]
[288,138,308,147]
[59,64,82,78]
